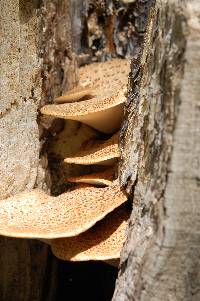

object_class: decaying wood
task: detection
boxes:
[113,1,187,300]
[1,0,198,300]
[138,3,200,300]
[0,0,76,300]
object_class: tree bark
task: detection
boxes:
[139,3,200,300]
[113,1,200,300]
[0,1,76,300]
[1,0,199,300]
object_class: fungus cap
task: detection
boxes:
[41,59,130,133]
[0,185,127,239]
[64,132,119,166]
[79,58,130,89]
[51,207,129,261]
[66,167,115,187]
[41,86,126,133]
[54,86,95,104]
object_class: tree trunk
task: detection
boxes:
[113,1,200,300]
[1,0,199,300]
[0,1,76,300]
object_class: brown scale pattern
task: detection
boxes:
[79,58,130,92]
[41,59,130,117]
[41,88,126,117]
[0,59,131,262]
[64,132,120,165]
[0,185,127,239]
[55,86,95,104]
[51,206,129,261]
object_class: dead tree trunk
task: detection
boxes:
[0,0,199,300]
[113,1,200,300]
[0,1,76,300]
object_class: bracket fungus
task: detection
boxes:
[0,185,127,239]
[0,58,131,265]
[49,121,98,159]
[66,167,115,187]
[51,206,129,262]
[64,132,120,166]
[54,86,95,104]
[41,59,130,133]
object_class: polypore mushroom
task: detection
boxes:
[64,132,119,166]
[0,185,127,239]
[51,206,129,261]
[66,167,115,187]
[54,86,95,104]
[78,58,129,88]
[41,59,130,133]
[49,121,98,159]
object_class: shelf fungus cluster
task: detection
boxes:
[41,59,130,134]
[0,59,131,264]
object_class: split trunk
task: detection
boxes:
[0,0,199,300]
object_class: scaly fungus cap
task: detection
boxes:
[41,59,130,133]
[64,132,119,166]
[51,206,129,261]
[0,185,127,239]
[54,86,95,104]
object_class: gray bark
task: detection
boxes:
[113,1,200,300]
[1,0,199,300]
[139,3,200,300]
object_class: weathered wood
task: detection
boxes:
[0,0,76,300]
[113,1,187,300]
[138,3,200,300]
[1,0,198,300]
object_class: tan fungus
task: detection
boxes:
[66,167,115,187]
[54,86,95,104]
[64,132,120,166]
[0,185,127,239]
[51,206,129,261]
[41,59,130,133]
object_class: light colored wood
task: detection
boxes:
[139,4,200,300]
[113,1,188,300]
[0,0,76,300]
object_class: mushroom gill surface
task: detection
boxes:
[41,59,130,133]
[51,206,129,261]
[0,185,127,239]
[64,132,119,166]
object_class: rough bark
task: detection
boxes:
[113,0,187,300]
[139,3,200,300]
[0,1,76,300]
[113,1,200,301]
[1,0,198,300]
